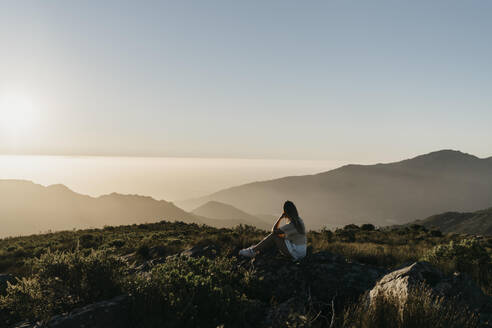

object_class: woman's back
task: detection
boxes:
[280,217,306,246]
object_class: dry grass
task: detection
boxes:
[342,284,480,328]
[314,241,425,267]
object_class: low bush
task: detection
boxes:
[126,256,261,328]
[0,250,125,326]
[361,224,376,231]
[422,238,491,292]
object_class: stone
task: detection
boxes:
[180,244,220,259]
[369,261,492,326]
[14,295,130,328]
[241,251,387,327]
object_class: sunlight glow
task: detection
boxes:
[0,94,38,139]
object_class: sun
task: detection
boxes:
[0,94,38,138]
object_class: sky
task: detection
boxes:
[1,1,491,162]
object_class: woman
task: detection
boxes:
[239,201,307,261]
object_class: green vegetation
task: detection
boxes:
[127,256,262,327]
[1,250,125,325]
[0,221,490,327]
[422,238,491,293]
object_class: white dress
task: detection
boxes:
[279,218,307,260]
[284,239,307,260]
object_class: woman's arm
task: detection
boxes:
[271,213,285,232]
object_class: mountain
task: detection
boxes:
[192,201,271,230]
[414,207,492,236]
[0,180,266,238]
[177,150,492,229]
[0,180,200,238]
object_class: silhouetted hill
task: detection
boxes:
[192,201,271,230]
[0,180,268,238]
[0,180,201,238]
[414,207,492,236]
[177,150,492,229]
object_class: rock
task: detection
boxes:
[266,297,307,327]
[369,261,492,325]
[147,245,167,258]
[0,273,15,295]
[180,244,219,259]
[14,295,130,328]
[241,251,387,327]
[133,256,167,273]
[369,262,441,302]
[131,244,220,274]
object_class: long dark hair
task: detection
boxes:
[284,201,305,234]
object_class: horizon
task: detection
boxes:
[1,148,489,203]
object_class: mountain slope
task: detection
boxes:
[0,180,201,238]
[192,201,271,230]
[0,180,268,238]
[177,150,492,229]
[414,207,492,235]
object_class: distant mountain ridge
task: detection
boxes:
[0,180,265,238]
[177,150,492,229]
[192,201,271,230]
[413,207,492,236]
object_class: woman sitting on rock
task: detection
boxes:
[239,200,307,261]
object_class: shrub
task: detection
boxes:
[0,250,125,325]
[361,224,376,231]
[343,224,359,230]
[410,224,428,232]
[0,277,44,325]
[335,229,355,242]
[422,238,491,292]
[78,233,98,249]
[429,229,443,237]
[108,239,125,248]
[126,256,260,327]
[320,228,333,242]
[136,244,150,259]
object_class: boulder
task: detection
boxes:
[369,261,492,325]
[241,251,387,326]
[369,262,441,302]
[180,244,219,259]
[131,244,220,274]
[14,295,130,328]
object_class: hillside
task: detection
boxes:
[0,221,490,327]
[0,180,268,238]
[415,207,492,236]
[192,201,271,230]
[177,150,492,229]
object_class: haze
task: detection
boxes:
[0,155,359,201]
[1,1,492,161]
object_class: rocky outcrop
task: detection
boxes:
[241,251,387,326]
[14,295,130,328]
[369,261,492,326]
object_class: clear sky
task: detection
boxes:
[1,1,491,161]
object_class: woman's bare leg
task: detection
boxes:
[252,233,292,258]
[273,236,292,258]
